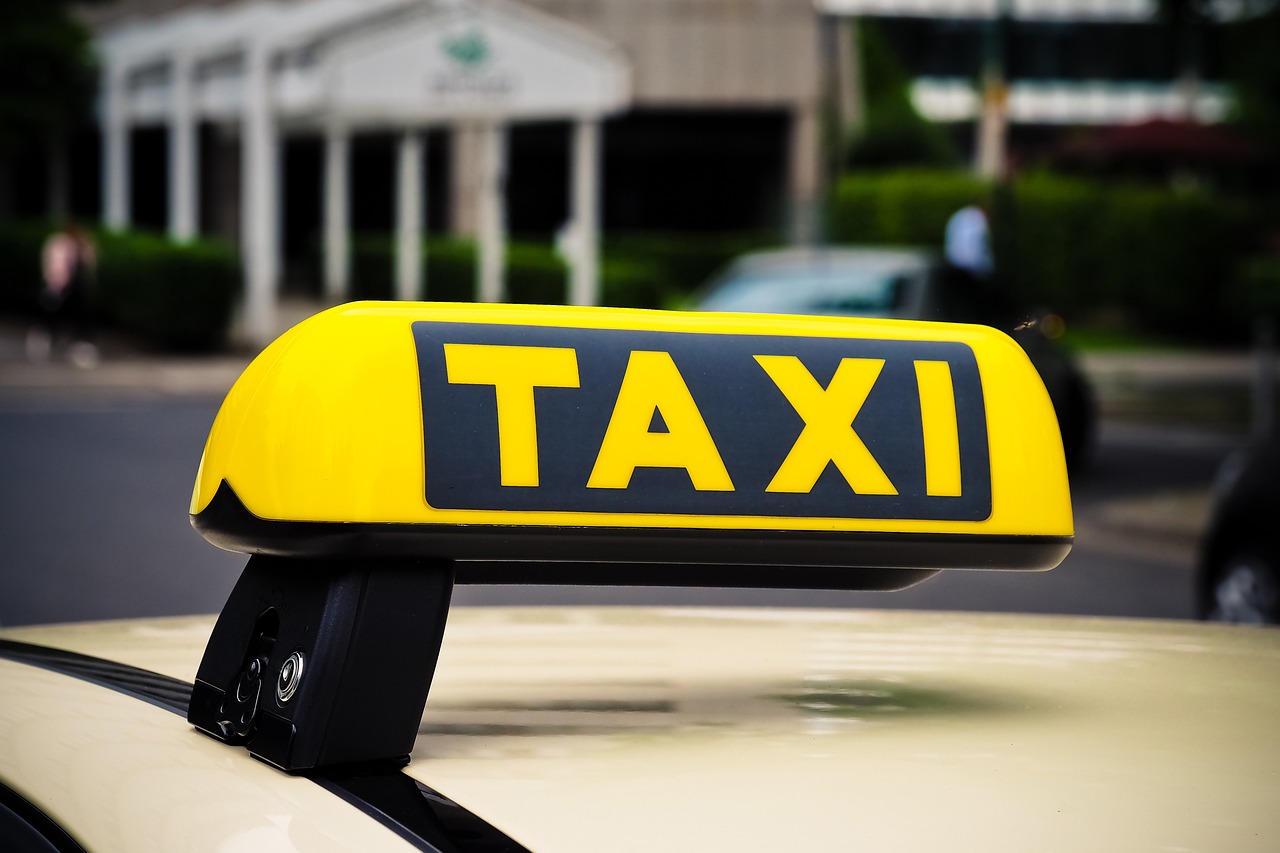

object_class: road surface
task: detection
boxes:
[0,394,1244,626]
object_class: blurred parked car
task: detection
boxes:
[1198,438,1280,624]
[692,248,1096,469]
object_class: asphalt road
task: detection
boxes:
[0,394,1246,627]
[0,396,241,626]
[458,423,1236,618]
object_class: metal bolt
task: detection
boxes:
[276,651,305,704]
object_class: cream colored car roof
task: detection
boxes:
[5,607,1280,852]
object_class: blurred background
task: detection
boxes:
[1,0,1278,627]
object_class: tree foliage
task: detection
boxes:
[1223,3,1280,161]
[0,3,97,156]
[844,19,958,170]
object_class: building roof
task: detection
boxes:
[96,0,631,125]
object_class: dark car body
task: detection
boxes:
[1198,437,1280,623]
[693,247,1096,468]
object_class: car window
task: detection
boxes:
[0,785,86,853]
[698,265,916,317]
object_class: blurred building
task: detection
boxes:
[821,0,1240,174]
[67,0,823,339]
[23,0,1251,336]
[836,0,1231,120]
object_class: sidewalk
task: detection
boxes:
[0,296,323,401]
[0,303,1268,414]
[1079,350,1261,428]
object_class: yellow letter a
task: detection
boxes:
[588,351,734,491]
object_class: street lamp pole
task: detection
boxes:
[974,0,1012,179]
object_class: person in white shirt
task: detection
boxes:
[944,204,993,281]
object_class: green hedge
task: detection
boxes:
[1011,173,1250,337]
[827,170,1255,340]
[828,170,989,246]
[349,236,569,303]
[0,222,239,350]
[345,232,774,310]
[0,221,55,313]
[96,230,239,350]
[604,232,780,308]
[1226,257,1280,320]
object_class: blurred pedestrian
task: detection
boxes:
[28,220,98,368]
[940,203,1000,323]
[944,203,993,282]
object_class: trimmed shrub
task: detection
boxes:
[827,170,989,246]
[1004,172,1112,312]
[1010,173,1249,337]
[348,236,474,301]
[826,169,1253,340]
[0,222,239,350]
[95,230,239,350]
[344,232,774,310]
[423,239,479,302]
[349,236,563,303]
[0,220,49,313]
[1226,256,1280,321]
[600,255,665,309]
[348,235,396,300]
[603,232,782,307]
[506,242,567,304]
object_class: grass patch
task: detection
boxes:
[1059,324,1185,354]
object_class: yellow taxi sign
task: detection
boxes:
[420,322,989,521]
[191,302,1072,583]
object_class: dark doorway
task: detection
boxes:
[601,109,790,233]
[129,126,167,232]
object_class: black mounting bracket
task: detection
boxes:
[188,554,454,773]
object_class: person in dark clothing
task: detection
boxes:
[29,221,98,367]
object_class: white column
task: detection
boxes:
[168,51,198,241]
[476,123,507,303]
[974,6,1010,180]
[788,104,821,245]
[974,73,1008,179]
[323,120,350,302]
[836,18,865,139]
[395,129,424,302]
[568,117,601,306]
[449,126,481,237]
[241,42,278,345]
[103,59,130,230]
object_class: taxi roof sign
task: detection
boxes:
[190,302,1072,585]
[188,301,1074,772]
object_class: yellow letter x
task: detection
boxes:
[588,351,734,491]
[755,355,897,495]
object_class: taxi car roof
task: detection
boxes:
[4,609,1279,852]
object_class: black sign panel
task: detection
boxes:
[413,321,991,521]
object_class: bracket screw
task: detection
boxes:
[276,651,305,704]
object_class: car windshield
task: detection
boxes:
[697,256,919,317]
